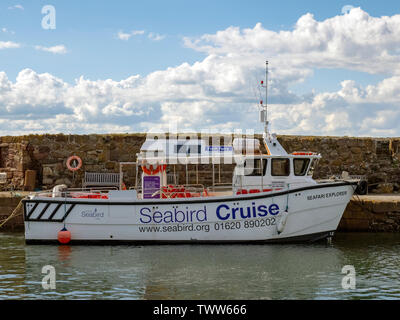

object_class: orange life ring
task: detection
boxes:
[66,156,82,172]
[141,164,166,175]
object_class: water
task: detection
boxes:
[1,232,400,300]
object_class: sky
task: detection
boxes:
[1,0,400,137]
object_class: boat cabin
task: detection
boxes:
[232,153,320,195]
[135,134,321,199]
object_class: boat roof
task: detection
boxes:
[136,153,321,165]
[140,138,233,157]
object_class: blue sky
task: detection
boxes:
[1,1,400,136]
[0,0,396,83]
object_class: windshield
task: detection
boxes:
[294,158,310,176]
[307,159,319,176]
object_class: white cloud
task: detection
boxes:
[132,30,145,35]
[0,41,20,49]
[1,28,15,34]
[117,30,164,41]
[8,4,23,10]
[117,30,145,41]
[117,31,132,41]
[148,32,165,41]
[3,66,400,137]
[184,8,400,75]
[1,8,400,136]
[34,45,67,54]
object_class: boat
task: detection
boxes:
[22,62,360,244]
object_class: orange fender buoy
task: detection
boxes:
[58,227,71,244]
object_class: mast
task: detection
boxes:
[260,61,288,156]
[265,60,269,134]
[260,60,269,135]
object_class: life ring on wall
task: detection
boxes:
[141,164,166,176]
[66,156,83,172]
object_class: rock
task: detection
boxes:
[372,200,397,213]
[42,178,54,185]
[43,166,53,176]
[373,183,394,194]
[54,178,65,185]
[63,178,72,186]
[33,152,49,160]
[331,159,342,167]
[105,161,116,170]
[351,147,362,154]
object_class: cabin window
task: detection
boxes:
[271,158,290,176]
[294,159,310,176]
[243,159,267,176]
[307,159,319,176]
[175,144,201,155]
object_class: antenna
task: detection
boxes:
[259,61,269,135]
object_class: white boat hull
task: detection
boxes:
[23,182,356,244]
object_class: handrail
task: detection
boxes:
[33,178,343,201]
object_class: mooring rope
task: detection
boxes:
[0,201,23,228]
[351,191,378,215]
[343,180,376,215]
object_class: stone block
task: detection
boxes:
[373,183,394,194]
[42,178,54,185]
[371,200,397,213]
[338,218,370,231]
[105,161,116,170]
[351,147,362,154]
[43,166,53,176]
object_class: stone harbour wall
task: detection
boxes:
[0,192,27,231]
[0,141,30,189]
[338,196,400,232]
[0,133,399,192]
[279,136,400,194]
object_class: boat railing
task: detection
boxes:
[145,184,207,199]
[210,182,233,188]
[232,183,285,195]
[33,186,118,199]
[32,182,295,200]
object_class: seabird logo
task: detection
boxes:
[81,208,104,219]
